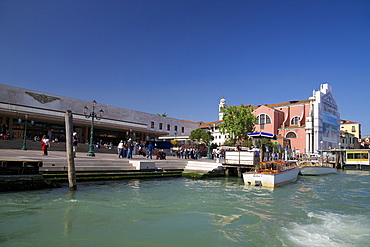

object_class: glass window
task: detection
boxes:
[257,114,271,124]
[352,126,356,132]
[181,127,184,133]
[286,132,297,138]
[159,123,162,130]
[167,124,170,131]
[150,122,154,128]
[291,116,300,125]
[175,126,178,131]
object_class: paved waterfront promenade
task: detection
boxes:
[0,148,218,172]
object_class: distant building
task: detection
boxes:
[198,96,229,146]
[0,84,202,145]
[340,130,359,149]
[199,120,226,146]
[202,83,341,154]
[340,119,361,139]
[359,136,370,149]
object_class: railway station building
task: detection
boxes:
[0,84,202,146]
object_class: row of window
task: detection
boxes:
[150,121,184,134]
[257,114,301,126]
[341,126,356,132]
[214,135,229,139]
[347,153,368,160]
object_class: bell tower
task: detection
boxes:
[219,97,226,120]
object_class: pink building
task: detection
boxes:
[253,100,311,152]
[210,84,341,154]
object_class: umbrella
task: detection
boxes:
[247,132,276,139]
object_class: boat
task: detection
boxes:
[298,160,337,176]
[242,161,300,187]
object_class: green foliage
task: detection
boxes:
[219,104,257,146]
[210,143,219,150]
[253,138,280,152]
[190,128,214,144]
[222,140,233,146]
[157,113,168,117]
[243,139,253,147]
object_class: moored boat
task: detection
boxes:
[242,161,300,187]
[298,160,337,176]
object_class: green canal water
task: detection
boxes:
[1,170,370,247]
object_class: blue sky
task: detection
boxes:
[1,0,369,135]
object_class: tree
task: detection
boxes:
[219,104,257,146]
[157,113,168,117]
[189,128,214,144]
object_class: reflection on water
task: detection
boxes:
[1,173,370,247]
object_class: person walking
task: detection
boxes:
[41,135,50,155]
[146,142,154,159]
[118,140,124,158]
[72,132,78,158]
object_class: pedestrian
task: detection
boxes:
[41,135,50,155]
[146,142,154,159]
[126,138,133,159]
[118,140,124,158]
[72,132,78,158]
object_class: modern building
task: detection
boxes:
[0,84,202,145]
[203,83,341,154]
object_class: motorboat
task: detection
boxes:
[298,160,337,176]
[242,161,300,187]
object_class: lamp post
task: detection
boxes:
[206,130,211,159]
[84,100,104,157]
[320,140,323,162]
[18,114,34,150]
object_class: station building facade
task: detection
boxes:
[203,83,341,154]
[0,84,202,145]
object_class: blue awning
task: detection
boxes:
[247,132,276,139]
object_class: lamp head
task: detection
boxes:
[83,106,88,115]
[99,109,104,118]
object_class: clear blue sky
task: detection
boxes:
[1,0,369,135]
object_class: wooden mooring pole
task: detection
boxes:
[65,110,77,190]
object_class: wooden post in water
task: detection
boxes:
[65,110,77,190]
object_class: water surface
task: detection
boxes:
[1,170,369,246]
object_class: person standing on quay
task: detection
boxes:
[146,142,153,159]
[126,138,133,159]
[72,132,78,158]
[118,140,124,158]
[41,135,50,155]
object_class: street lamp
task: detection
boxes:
[84,100,104,157]
[18,114,34,150]
[206,130,212,159]
[320,140,323,162]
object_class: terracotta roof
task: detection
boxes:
[181,119,204,124]
[264,99,310,108]
[340,119,359,124]
[199,120,223,128]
